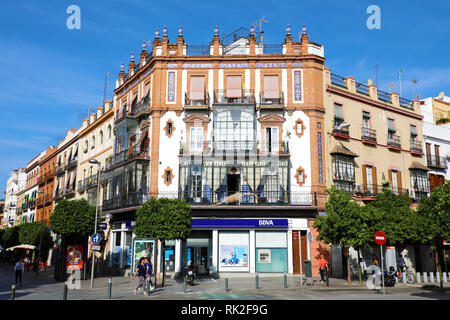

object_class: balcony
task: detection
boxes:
[85,174,99,189]
[65,187,75,198]
[426,155,448,169]
[102,192,149,212]
[361,127,377,145]
[387,133,401,151]
[354,184,410,199]
[54,189,64,201]
[179,140,290,156]
[410,139,423,155]
[129,96,151,118]
[66,157,78,170]
[332,123,350,139]
[105,146,150,171]
[259,91,284,108]
[184,91,209,109]
[38,171,54,185]
[77,180,86,193]
[213,90,255,104]
[55,164,65,176]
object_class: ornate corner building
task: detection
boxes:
[101,25,328,277]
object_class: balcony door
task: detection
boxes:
[226,75,242,99]
[227,173,240,196]
[190,127,204,153]
[265,127,279,153]
[190,169,202,203]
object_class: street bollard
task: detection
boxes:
[429,272,434,283]
[225,278,229,293]
[63,283,68,300]
[146,278,151,295]
[326,274,329,287]
[284,273,287,288]
[402,272,406,283]
[256,274,259,289]
[184,274,187,293]
[436,272,440,284]
[416,272,421,283]
[10,285,15,300]
[443,273,447,283]
[107,278,112,299]
[423,272,428,283]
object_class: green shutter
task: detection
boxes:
[334,104,344,120]
[410,125,417,136]
[388,119,396,132]
[363,112,370,119]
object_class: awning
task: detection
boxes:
[6,244,36,251]
[73,144,78,159]
[69,170,76,186]
[190,76,205,100]
[263,75,280,99]
[137,128,149,145]
[409,161,429,171]
[67,147,73,163]
[330,143,359,157]
[53,178,59,197]
[143,83,150,99]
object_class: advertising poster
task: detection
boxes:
[258,249,271,264]
[66,244,84,270]
[219,245,248,267]
[132,239,155,272]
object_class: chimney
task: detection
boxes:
[82,118,89,128]
[90,113,96,124]
[97,107,104,118]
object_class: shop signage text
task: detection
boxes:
[192,218,289,229]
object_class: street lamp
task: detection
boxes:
[36,189,46,277]
[88,159,101,289]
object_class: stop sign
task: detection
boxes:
[374,231,386,245]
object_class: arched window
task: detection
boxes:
[84,140,89,153]
[108,125,112,139]
[91,135,95,149]
[100,130,104,144]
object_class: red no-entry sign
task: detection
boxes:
[374,231,386,245]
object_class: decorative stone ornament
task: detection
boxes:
[130,51,135,62]
[302,24,307,34]
[155,27,160,38]
[120,63,124,71]
[250,25,255,36]
[178,24,183,36]
[214,24,219,36]
[163,25,168,37]
[142,42,147,50]
[286,24,292,35]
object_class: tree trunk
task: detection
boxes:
[357,247,362,283]
[435,237,445,292]
[154,238,159,289]
[346,248,351,285]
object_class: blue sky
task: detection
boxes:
[1,0,449,196]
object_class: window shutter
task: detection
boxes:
[334,104,344,120]
[372,167,378,194]
[226,76,242,98]
[264,75,279,99]
[362,165,367,192]
[190,76,205,100]
[388,170,392,184]
[388,119,395,131]
[410,125,417,136]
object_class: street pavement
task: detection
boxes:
[1,263,449,300]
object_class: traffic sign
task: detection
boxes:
[91,233,102,245]
[374,231,386,245]
[91,245,101,251]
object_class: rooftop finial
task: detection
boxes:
[214,24,219,36]
[178,24,183,36]
[163,25,168,36]
[120,63,124,71]
[286,24,292,35]
[131,51,135,62]
[155,27,160,38]
[250,25,255,36]
[142,41,147,50]
[302,24,307,34]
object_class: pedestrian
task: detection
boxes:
[397,255,406,272]
[318,256,328,283]
[132,257,148,295]
[144,257,154,292]
[14,258,24,286]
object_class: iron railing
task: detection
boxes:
[55,164,65,176]
[377,90,392,103]
[186,45,210,55]
[426,155,448,169]
[262,44,283,54]
[387,133,401,149]
[410,139,423,153]
[356,82,370,96]
[185,91,210,107]
[180,140,290,155]
[259,91,284,106]
[332,123,350,136]
[129,96,151,117]
[399,97,414,110]
[361,127,377,143]
[213,90,255,104]
[105,146,150,170]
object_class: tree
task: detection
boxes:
[313,186,371,284]
[135,197,192,287]
[50,199,99,237]
[365,189,422,246]
[2,226,20,248]
[417,181,450,292]
[18,222,53,260]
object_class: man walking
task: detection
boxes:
[14,258,24,287]
[132,257,148,295]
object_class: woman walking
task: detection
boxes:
[132,257,148,295]
[144,257,154,292]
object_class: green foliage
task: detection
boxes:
[18,222,53,250]
[50,199,99,237]
[364,189,421,245]
[134,197,192,241]
[313,186,372,249]
[2,226,20,247]
[417,181,450,243]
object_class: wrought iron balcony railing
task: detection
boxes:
[259,91,284,106]
[129,96,151,117]
[262,44,283,54]
[55,164,65,176]
[356,82,370,96]
[332,123,350,137]
[410,139,423,153]
[186,45,210,55]
[399,97,414,110]
[213,90,255,104]
[330,74,347,88]
[377,90,392,103]
[387,133,401,149]
[426,155,448,169]
[185,91,209,107]
[361,127,377,143]
[66,157,78,170]
[105,146,150,170]
[179,140,290,155]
